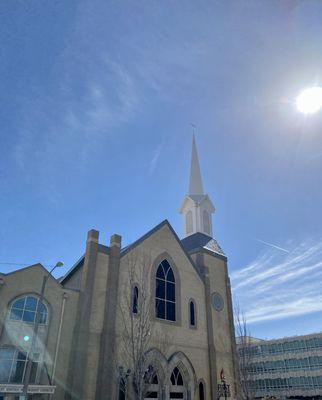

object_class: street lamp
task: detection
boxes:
[217,369,231,400]
[21,261,64,399]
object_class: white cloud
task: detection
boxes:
[149,144,163,175]
[232,239,322,324]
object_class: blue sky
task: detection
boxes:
[1,1,322,339]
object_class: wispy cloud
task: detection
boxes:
[149,144,163,175]
[231,239,322,324]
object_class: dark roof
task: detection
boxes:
[181,232,226,259]
[60,255,84,285]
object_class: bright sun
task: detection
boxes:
[296,86,322,114]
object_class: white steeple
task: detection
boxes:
[189,135,204,195]
[180,135,215,238]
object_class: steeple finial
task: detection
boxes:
[189,134,204,195]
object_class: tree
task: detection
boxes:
[234,303,255,400]
[117,250,161,400]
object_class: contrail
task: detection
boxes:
[254,238,290,253]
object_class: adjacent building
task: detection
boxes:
[0,137,239,400]
[238,333,322,399]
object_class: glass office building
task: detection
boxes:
[238,332,322,399]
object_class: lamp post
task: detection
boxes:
[217,369,231,400]
[21,261,64,400]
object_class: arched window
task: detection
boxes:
[186,210,193,234]
[155,260,176,321]
[0,347,39,384]
[132,286,139,314]
[170,367,183,386]
[199,381,205,400]
[203,210,210,235]
[144,365,159,399]
[9,296,48,325]
[189,300,196,327]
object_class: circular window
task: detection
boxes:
[211,292,224,311]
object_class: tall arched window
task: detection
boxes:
[132,286,139,314]
[9,296,48,325]
[199,381,205,400]
[155,259,176,321]
[189,300,196,327]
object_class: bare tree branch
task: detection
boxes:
[234,301,255,400]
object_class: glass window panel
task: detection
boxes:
[156,279,165,299]
[190,302,195,326]
[161,260,170,274]
[199,382,205,400]
[39,312,47,324]
[17,352,26,361]
[167,268,175,283]
[156,265,165,279]
[156,300,165,319]
[10,360,25,383]
[25,297,38,311]
[0,360,11,383]
[23,310,35,323]
[132,286,139,314]
[166,302,176,321]
[12,298,25,309]
[146,392,158,398]
[38,302,47,314]
[152,374,158,384]
[166,282,175,302]
[29,361,38,384]
[10,309,23,321]
[177,372,183,386]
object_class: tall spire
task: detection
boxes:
[189,134,204,195]
[180,134,215,238]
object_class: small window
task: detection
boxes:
[170,367,183,386]
[189,301,196,327]
[132,286,139,314]
[199,381,205,400]
[9,296,48,325]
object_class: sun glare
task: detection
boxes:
[296,86,322,114]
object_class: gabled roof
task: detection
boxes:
[121,219,204,281]
[60,255,85,285]
[1,263,63,288]
[181,232,226,260]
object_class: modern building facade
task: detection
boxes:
[238,333,322,399]
[0,137,239,400]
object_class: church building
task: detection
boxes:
[0,137,239,400]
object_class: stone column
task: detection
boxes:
[66,229,100,399]
[96,234,122,400]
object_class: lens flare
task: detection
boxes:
[296,87,322,114]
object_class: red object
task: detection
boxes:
[220,368,225,381]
